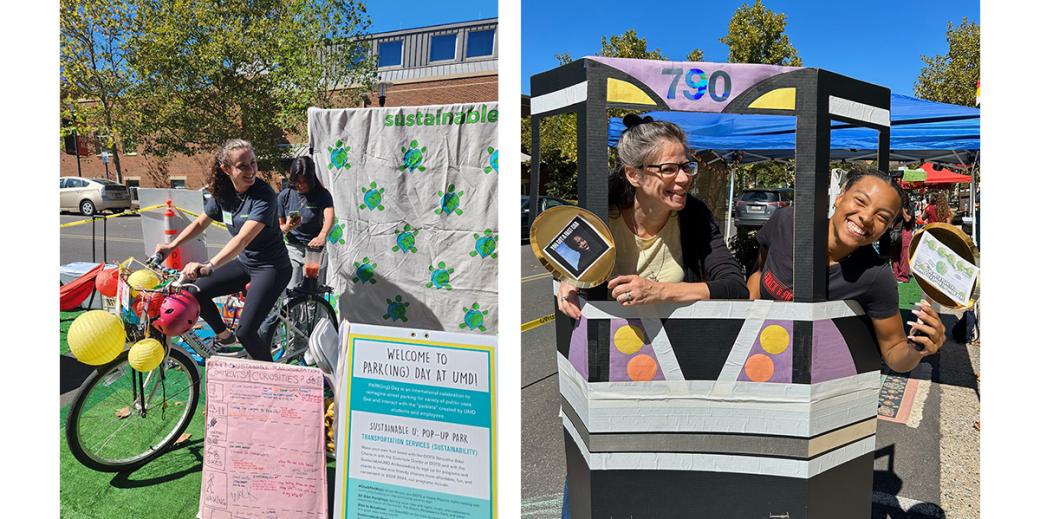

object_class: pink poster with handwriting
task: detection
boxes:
[200,358,328,519]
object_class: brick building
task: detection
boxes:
[60,18,498,190]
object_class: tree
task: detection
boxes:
[129,0,376,170]
[60,0,141,182]
[600,29,666,60]
[914,18,980,107]
[720,0,803,66]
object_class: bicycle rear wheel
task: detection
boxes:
[270,295,337,363]
[65,347,200,472]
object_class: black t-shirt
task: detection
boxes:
[756,207,898,319]
[204,179,290,269]
[277,187,334,244]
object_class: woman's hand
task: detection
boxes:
[907,299,946,355]
[154,242,175,257]
[608,275,664,306]
[181,262,211,281]
[308,236,326,249]
[557,283,582,319]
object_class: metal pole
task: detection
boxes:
[91,216,96,263]
[725,165,735,242]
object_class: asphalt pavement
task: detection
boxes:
[59,211,229,266]
[517,242,980,519]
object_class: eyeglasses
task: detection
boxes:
[639,161,699,179]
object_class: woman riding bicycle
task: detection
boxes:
[155,138,291,362]
[278,156,335,287]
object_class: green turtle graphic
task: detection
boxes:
[459,303,489,332]
[327,139,351,173]
[360,181,385,211]
[392,224,420,254]
[327,218,346,245]
[399,140,427,173]
[426,261,454,290]
[434,184,464,216]
[484,147,498,174]
[352,257,377,284]
[383,295,410,322]
[470,229,498,259]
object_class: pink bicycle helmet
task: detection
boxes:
[153,290,200,336]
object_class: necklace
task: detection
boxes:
[637,235,666,281]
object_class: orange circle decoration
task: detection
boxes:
[743,354,775,382]
[759,325,790,355]
[626,354,658,381]
[613,325,647,355]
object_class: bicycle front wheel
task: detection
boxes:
[271,295,338,363]
[65,346,200,472]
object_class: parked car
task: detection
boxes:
[59,177,132,216]
[521,195,573,240]
[732,188,794,229]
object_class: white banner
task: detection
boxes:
[307,104,499,334]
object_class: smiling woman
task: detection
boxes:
[747,169,946,373]
[556,115,747,318]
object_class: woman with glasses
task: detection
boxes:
[556,115,748,319]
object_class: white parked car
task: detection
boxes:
[59,177,132,216]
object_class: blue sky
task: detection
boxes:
[522,0,978,96]
[365,0,497,33]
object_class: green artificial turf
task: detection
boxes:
[59,370,209,519]
[59,310,338,518]
[897,277,924,310]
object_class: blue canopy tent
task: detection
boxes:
[607,94,979,163]
[607,94,980,241]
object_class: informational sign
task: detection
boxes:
[334,324,496,519]
[200,358,328,519]
[910,231,979,307]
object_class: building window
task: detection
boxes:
[377,40,403,68]
[170,177,187,189]
[466,29,495,58]
[430,33,457,62]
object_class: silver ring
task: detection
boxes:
[624,292,633,302]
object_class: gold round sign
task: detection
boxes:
[908,223,980,309]
[529,206,616,288]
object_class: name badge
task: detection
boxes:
[222,210,233,226]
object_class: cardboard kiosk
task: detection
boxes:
[529,57,892,518]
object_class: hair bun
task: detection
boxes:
[622,114,653,130]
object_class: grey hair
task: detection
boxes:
[610,120,690,208]
[616,121,689,168]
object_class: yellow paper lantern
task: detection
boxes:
[128,338,165,372]
[68,310,126,366]
[127,269,161,296]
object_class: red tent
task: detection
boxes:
[59,263,104,311]
[900,162,972,187]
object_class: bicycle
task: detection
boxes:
[64,255,338,472]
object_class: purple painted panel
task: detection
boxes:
[811,319,857,383]
[586,57,801,113]
[736,320,794,383]
[568,316,589,380]
[608,319,663,382]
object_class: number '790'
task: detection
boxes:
[661,68,732,102]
